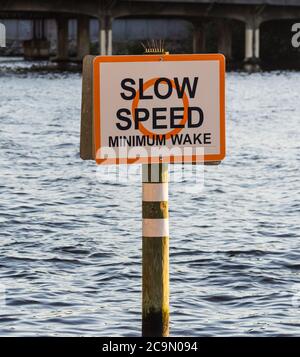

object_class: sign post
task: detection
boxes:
[142,162,169,336]
[142,47,170,337]
[81,49,225,336]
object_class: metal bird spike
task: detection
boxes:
[142,39,166,54]
[147,39,151,52]
[141,42,147,53]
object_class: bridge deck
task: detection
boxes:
[127,0,300,6]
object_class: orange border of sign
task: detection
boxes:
[93,54,225,165]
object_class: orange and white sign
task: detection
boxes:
[93,54,225,164]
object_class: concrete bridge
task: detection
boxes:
[0,0,300,64]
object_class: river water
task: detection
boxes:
[0,57,299,336]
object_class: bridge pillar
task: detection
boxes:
[33,19,45,40]
[245,23,253,60]
[56,17,69,61]
[99,16,112,55]
[193,22,206,53]
[218,20,232,60]
[244,22,260,71]
[254,27,260,59]
[77,16,90,60]
[23,19,50,60]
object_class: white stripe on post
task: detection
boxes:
[143,218,169,237]
[142,183,168,202]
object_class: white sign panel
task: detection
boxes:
[93,54,225,164]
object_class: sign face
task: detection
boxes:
[93,54,225,164]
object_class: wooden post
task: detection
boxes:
[141,45,170,337]
[80,55,95,160]
[142,163,169,336]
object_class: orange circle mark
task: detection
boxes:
[131,77,189,140]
